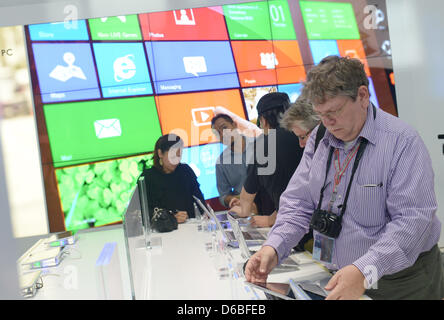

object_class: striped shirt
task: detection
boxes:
[265,105,441,282]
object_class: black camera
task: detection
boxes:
[310,209,343,239]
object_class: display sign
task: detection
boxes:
[44,97,161,167]
[140,7,229,41]
[88,15,142,41]
[278,83,303,103]
[32,43,100,103]
[300,1,360,40]
[146,41,239,94]
[93,43,153,97]
[231,40,305,87]
[337,40,371,76]
[56,153,153,230]
[29,21,89,41]
[155,89,246,147]
[309,40,340,65]
[224,1,296,40]
[24,0,396,232]
[181,143,226,200]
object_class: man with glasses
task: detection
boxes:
[245,56,444,300]
[280,97,321,149]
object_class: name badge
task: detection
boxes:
[312,233,335,264]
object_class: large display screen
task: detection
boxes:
[25,0,397,232]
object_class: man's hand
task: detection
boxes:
[229,197,241,208]
[250,211,277,228]
[250,215,272,228]
[324,265,366,300]
[229,205,242,216]
[174,211,188,224]
[245,246,278,283]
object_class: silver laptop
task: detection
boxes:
[227,214,300,269]
[192,196,265,245]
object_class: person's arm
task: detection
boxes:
[351,133,439,285]
[245,246,279,283]
[183,164,205,217]
[239,187,256,217]
[262,127,318,264]
[240,160,260,217]
[245,129,319,282]
[325,133,439,300]
[250,210,277,228]
[225,194,240,208]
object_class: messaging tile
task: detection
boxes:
[145,41,239,94]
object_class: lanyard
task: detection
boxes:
[316,104,376,222]
[317,138,369,219]
[328,142,361,211]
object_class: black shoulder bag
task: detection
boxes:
[151,207,178,233]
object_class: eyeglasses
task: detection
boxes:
[296,128,313,141]
[314,99,349,120]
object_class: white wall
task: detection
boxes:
[1,116,48,237]
[387,0,444,246]
[0,121,21,299]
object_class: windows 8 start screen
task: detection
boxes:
[25,0,394,232]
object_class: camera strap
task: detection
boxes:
[316,104,376,216]
[317,138,369,219]
[338,139,368,218]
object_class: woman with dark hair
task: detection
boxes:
[142,133,205,224]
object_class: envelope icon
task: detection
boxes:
[94,119,122,139]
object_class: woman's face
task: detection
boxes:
[159,147,182,173]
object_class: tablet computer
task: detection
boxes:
[246,280,328,300]
[244,281,296,300]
